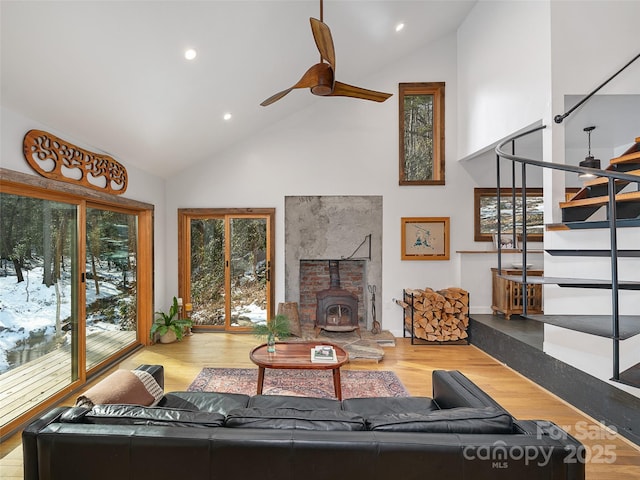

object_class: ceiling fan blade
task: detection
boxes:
[330,81,392,102]
[261,64,331,106]
[260,88,294,107]
[310,18,336,69]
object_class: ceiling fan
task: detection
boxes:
[260,0,392,106]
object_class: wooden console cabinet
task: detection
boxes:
[491,268,543,320]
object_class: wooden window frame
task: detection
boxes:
[474,188,543,242]
[399,82,445,185]
[474,187,580,242]
[0,167,153,436]
[177,208,275,331]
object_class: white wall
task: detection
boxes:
[166,32,480,335]
[457,0,552,158]
[455,1,552,312]
[0,106,168,313]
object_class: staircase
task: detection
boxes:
[495,130,640,389]
[554,137,640,225]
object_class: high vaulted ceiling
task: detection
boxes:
[1,1,476,178]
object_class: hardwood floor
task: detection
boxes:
[2,332,639,479]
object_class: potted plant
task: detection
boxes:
[150,297,193,344]
[252,314,291,352]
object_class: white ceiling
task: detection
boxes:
[1,0,476,178]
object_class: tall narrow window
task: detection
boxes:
[399,82,445,185]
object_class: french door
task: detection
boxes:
[178,209,274,331]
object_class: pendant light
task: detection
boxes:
[578,126,601,179]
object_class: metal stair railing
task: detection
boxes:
[494,124,640,383]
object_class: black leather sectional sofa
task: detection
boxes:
[23,365,585,480]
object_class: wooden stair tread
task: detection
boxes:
[583,168,640,187]
[610,150,640,165]
[560,190,640,209]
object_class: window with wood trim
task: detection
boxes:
[399,82,445,185]
[474,187,579,242]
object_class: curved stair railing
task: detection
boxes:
[494,125,640,387]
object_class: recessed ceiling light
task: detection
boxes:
[184,48,197,60]
[223,113,232,121]
[395,23,405,33]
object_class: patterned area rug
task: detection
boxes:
[187,368,409,399]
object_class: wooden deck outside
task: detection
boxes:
[0,330,137,429]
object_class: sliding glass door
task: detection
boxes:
[0,178,152,435]
[85,206,138,369]
[179,209,274,331]
[0,193,79,426]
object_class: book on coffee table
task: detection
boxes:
[310,345,337,363]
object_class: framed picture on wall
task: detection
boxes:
[401,217,450,260]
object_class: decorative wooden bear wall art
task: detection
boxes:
[23,129,128,194]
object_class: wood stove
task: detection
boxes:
[315,260,360,337]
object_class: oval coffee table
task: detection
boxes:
[249,341,349,399]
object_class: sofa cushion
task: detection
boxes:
[81,404,225,427]
[342,397,438,417]
[366,406,514,434]
[158,391,250,414]
[75,369,163,409]
[248,394,342,411]
[225,407,366,431]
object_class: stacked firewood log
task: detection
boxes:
[397,287,469,342]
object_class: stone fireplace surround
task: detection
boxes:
[284,196,382,331]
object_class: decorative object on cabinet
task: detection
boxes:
[395,288,469,344]
[399,82,445,185]
[401,217,450,260]
[492,233,518,250]
[491,268,543,320]
[23,129,128,194]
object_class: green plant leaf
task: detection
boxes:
[251,314,290,340]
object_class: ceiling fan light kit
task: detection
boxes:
[260,1,392,106]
